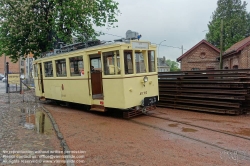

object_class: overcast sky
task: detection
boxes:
[96,0,250,62]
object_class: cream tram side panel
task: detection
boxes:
[102,78,125,108]
[42,79,90,104]
[123,75,158,108]
[66,79,90,104]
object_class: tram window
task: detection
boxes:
[44,61,53,77]
[34,64,38,77]
[55,59,67,77]
[69,56,84,76]
[135,51,146,73]
[124,51,134,74]
[148,51,155,72]
[103,51,120,75]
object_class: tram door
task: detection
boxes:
[38,63,44,94]
[90,56,103,99]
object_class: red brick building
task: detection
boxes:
[0,55,26,76]
[222,36,250,69]
[177,40,220,71]
[0,56,21,74]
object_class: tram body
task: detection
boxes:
[33,40,159,114]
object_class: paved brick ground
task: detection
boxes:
[45,103,250,166]
[0,86,63,166]
[2,81,249,166]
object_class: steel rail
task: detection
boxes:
[160,88,248,94]
[145,113,250,141]
[157,103,240,114]
[159,93,246,100]
[129,119,250,160]
[159,98,240,108]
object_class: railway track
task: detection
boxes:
[129,113,250,161]
[145,111,250,141]
[43,102,250,161]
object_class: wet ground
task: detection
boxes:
[0,82,63,166]
[1,80,250,165]
[43,102,250,166]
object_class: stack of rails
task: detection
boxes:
[158,69,250,115]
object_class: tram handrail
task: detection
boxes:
[88,71,91,96]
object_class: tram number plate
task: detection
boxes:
[144,96,158,106]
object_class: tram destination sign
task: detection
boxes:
[132,42,149,49]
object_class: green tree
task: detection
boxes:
[247,12,250,37]
[0,0,120,62]
[166,59,180,72]
[206,0,249,51]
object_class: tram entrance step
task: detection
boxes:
[90,105,106,112]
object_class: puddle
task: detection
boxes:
[99,122,109,125]
[235,128,250,137]
[182,127,198,132]
[19,107,54,135]
[168,123,178,127]
[186,118,241,124]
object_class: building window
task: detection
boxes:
[200,52,206,59]
[191,68,200,71]
[224,67,228,69]
[69,56,83,76]
[44,61,53,77]
[56,59,67,77]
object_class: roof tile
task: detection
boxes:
[224,36,250,55]
[177,40,220,61]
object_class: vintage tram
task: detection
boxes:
[33,39,159,118]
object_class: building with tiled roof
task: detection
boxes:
[222,36,250,69]
[157,56,170,72]
[177,40,220,71]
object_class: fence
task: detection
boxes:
[158,69,250,115]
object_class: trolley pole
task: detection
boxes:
[220,18,223,69]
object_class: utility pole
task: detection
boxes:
[181,45,183,55]
[19,58,22,94]
[4,55,6,77]
[220,18,223,69]
[6,62,9,93]
[27,54,30,82]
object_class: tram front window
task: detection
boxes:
[148,50,156,72]
[124,51,133,74]
[135,51,146,74]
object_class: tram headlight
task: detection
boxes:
[143,76,148,83]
